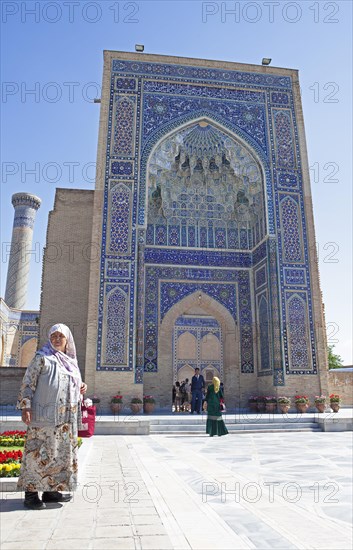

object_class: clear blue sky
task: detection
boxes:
[1,0,352,363]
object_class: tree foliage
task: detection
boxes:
[328,345,344,369]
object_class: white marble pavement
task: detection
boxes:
[0,431,352,549]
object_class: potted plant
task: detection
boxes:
[277,396,291,414]
[329,394,341,413]
[143,395,156,414]
[256,396,266,412]
[130,397,143,414]
[314,395,327,413]
[248,396,258,413]
[264,396,277,413]
[110,394,123,414]
[294,395,309,413]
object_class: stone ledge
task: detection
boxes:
[94,418,150,435]
[316,416,353,432]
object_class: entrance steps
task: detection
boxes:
[3,410,351,434]
[147,413,321,434]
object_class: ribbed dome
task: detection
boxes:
[182,124,224,157]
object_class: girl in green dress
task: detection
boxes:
[205,376,229,437]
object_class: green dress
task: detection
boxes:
[205,385,229,437]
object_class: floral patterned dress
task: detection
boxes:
[17,354,80,492]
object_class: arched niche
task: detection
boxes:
[200,333,221,361]
[204,366,221,385]
[177,331,197,360]
[19,338,37,369]
[177,364,194,382]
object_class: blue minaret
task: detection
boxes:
[4,192,41,309]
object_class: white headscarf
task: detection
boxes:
[40,323,82,402]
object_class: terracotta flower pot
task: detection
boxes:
[265,403,277,413]
[110,402,123,414]
[257,402,266,413]
[330,402,340,412]
[130,403,142,414]
[143,403,155,414]
[279,404,290,414]
[296,403,309,413]
[315,403,326,413]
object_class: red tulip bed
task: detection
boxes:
[0,431,82,478]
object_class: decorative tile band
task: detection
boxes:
[112,60,292,89]
[144,247,252,268]
[143,80,265,103]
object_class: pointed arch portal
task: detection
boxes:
[143,291,239,408]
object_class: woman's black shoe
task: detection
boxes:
[24,491,46,510]
[42,491,72,502]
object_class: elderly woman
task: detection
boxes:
[17,324,87,509]
[205,376,228,437]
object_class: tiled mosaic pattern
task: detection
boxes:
[144,265,252,374]
[258,293,271,371]
[112,96,136,156]
[96,57,318,381]
[0,300,38,368]
[285,292,312,372]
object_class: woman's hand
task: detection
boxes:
[22,408,32,425]
[80,382,88,395]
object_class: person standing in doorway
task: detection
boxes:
[190,368,205,414]
[183,378,191,412]
[174,381,182,412]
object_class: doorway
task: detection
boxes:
[173,314,223,383]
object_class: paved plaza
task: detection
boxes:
[0,428,352,550]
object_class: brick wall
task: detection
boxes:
[328,368,353,406]
[0,367,25,405]
[39,189,94,379]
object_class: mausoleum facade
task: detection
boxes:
[40,51,329,410]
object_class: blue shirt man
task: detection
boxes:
[190,368,205,414]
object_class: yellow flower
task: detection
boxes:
[5,464,13,471]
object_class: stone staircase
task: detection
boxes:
[3,410,351,435]
[147,413,321,435]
